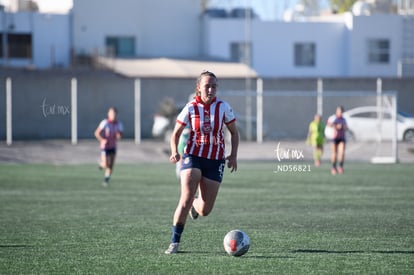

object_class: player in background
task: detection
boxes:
[165,71,239,254]
[327,106,347,175]
[94,107,123,187]
[175,93,196,179]
[306,114,325,166]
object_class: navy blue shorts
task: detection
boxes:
[333,138,346,145]
[101,148,117,156]
[180,154,226,183]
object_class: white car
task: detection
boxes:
[328,106,414,142]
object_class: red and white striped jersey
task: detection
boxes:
[176,96,236,160]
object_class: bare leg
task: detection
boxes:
[166,168,201,251]
[331,143,338,174]
[106,154,115,176]
[314,145,323,166]
[337,142,345,164]
[173,168,201,226]
[100,152,107,169]
[337,142,345,173]
[193,177,221,217]
[102,154,115,185]
[318,145,323,163]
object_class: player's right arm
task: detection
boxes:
[94,120,106,144]
[170,122,185,163]
[171,104,190,163]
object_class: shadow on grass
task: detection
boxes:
[0,244,34,248]
[292,249,414,254]
[245,255,295,259]
[177,250,294,259]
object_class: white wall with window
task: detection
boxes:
[72,0,201,59]
[0,11,70,68]
[203,19,347,77]
[346,14,402,77]
[203,13,403,77]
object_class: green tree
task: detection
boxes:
[329,0,358,13]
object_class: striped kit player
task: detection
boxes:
[177,96,235,160]
[165,71,239,254]
[94,107,123,187]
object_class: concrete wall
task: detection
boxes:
[1,69,413,141]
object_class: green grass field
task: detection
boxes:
[0,162,413,274]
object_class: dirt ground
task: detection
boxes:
[1,140,413,165]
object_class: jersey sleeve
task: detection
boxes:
[118,122,124,133]
[223,102,236,124]
[98,119,107,130]
[176,104,190,126]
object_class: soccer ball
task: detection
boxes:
[223,229,250,257]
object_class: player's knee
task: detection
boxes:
[198,207,213,217]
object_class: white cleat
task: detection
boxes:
[164,242,179,254]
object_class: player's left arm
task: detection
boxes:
[225,121,239,173]
[116,122,123,140]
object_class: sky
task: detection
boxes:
[0,0,332,18]
[0,0,73,13]
[34,0,73,13]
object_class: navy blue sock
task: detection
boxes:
[170,224,184,243]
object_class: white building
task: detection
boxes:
[72,0,202,59]
[1,0,413,77]
[0,11,70,68]
[202,13,405,77]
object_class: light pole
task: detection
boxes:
[244,2,253,141]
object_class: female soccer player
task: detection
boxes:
[307,114,325,166]
[327,106,347,175]
[165,71,239,254]
[94,107,123,187]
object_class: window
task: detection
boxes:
[294,43,316,67]
[105,36,135,57]
[367,39,390,64]
[230,42,252,64]
[7,33,32,58]
[351,111,391,119]
[351,112,377,119]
